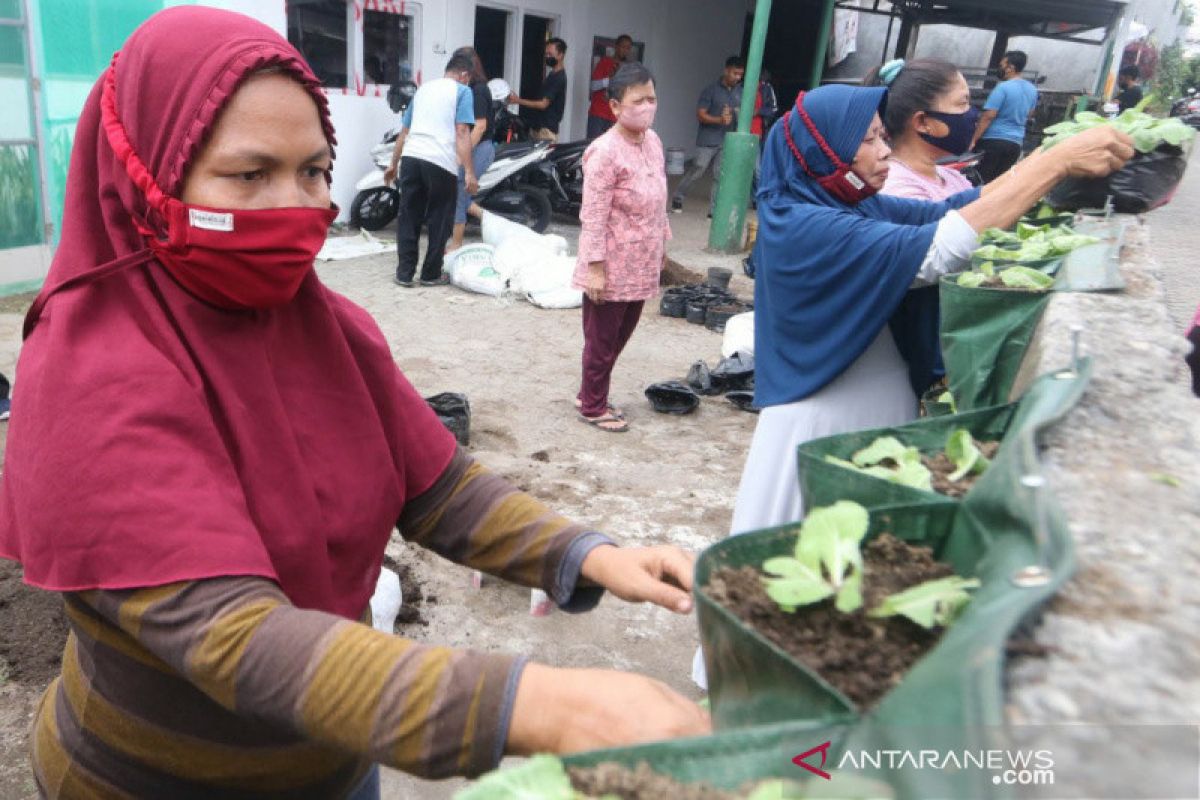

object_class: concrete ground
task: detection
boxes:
[1147,147,1200,330]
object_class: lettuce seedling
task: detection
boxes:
[936,391,957,413]
[762,502,981,629]
[999,266,1054,291]
[454,755,577,800]
[945,429,991,481]
[1042,100,1195,153]
[868,576,981,629]
[822,437,934,491]
[763,501,868,613]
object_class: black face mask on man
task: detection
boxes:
[545,56,558,68]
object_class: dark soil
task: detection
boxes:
[0,560,68,687]
[704,533,953,708]
[922,440,1001,498]
[382,550,436,629]
[568,762,737,800]
[661,258,704,287]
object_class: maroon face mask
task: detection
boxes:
[782,91,880,205]
[100,58,335,310]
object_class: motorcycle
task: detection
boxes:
[349,131,556,234]
[936,151,984,187]
[522,138,588,216]
[487,78,530,144]
[1170,89,1200,129]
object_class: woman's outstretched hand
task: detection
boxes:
[1051,125,1135,179]
[581,543,695,614]
[508,664,712,755]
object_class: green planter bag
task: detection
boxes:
[697,362,1089,738]
[796,362,1092,514]
[939,275,1051,411]
[796,403,1016,513]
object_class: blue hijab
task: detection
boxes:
[752,84,980,408]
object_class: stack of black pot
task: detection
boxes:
[659,267,751,333]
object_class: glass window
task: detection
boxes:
[288,0,348,88]
[363,9,413,85]
[0,0,20,21]
[0,143,42,249]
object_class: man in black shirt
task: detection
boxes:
[1116,65,1144,112]
[509,38,568,142]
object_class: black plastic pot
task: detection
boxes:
[659,292,687,318]
[706,267,733,290]
[686,361,720,396]
[704,304,742,333]
[711,351,754,390]
[726,390,758,413]
[685,302,708,325]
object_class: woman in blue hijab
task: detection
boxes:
[728,84,1132,536]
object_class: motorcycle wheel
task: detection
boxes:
[350,187,399,231]
[495,187,552,234]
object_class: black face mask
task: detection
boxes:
[545,56,558,68]
[993,66,1008,79]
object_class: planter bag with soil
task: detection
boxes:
[697,360,1088,742]
[561,719,854,796]
[939,274,1050,411]
[1044,144,1189,214]
[796,403,1016,514]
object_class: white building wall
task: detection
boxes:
[206,0,747,218]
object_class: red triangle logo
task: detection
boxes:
[793,741,833,780]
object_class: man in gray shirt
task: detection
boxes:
[672,56,745,216]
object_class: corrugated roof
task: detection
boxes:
[888,0,1126,38]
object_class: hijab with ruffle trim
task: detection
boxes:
[0,7,455,619]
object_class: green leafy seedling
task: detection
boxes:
[999,266,1054,291]
[454,754,576,800]
[936,391,958,414]
[763,501,869,614]
[945,429,990,482]
[824,435,934,491]
[869,576,981,629]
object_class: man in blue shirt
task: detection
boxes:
[971,51,1038,184]
[384,53,479,287]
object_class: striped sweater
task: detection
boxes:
[32,449,611,798]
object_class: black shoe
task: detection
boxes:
[419,273,451,287]
[706,212,713,219]
[394,275,415,288]
[671,198,683,214]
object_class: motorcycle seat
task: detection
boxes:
[494,141,541,159]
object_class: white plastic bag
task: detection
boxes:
[721,311,755,358]
[446,243,506,297]
[369,568,403,633]
[523,255,582,309]
[480,210,567,255]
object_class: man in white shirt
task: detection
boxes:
[384,53,479,286]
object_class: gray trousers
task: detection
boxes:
[672,145,722,212]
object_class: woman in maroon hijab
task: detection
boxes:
[0,8,707,797]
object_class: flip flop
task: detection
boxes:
[574,398,625,419]
[578,412,629,433]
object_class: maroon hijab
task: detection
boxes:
[0,7,455,618]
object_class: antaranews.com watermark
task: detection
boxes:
[781,725,1199,799]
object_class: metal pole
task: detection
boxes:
[810,0,837,89]
[707,0,773,253]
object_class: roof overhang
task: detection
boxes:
[842,0,1126,43]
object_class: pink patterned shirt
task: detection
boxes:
[573,127,672,302]
[882,158,973,202]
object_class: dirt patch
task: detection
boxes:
[0,293,35,317]
[382,551,436,629]
[923,440,1001,498]
[569,762,736,800]
[704,533,953,708]
[0,561,67,687]
[661,258,704,287]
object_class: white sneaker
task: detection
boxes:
[0,399,9,421]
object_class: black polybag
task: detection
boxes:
[424,392,471,446]
[1045,145,1189,214]
[686,361,720,396]
[710,351,755,391]
[645,381,700,415]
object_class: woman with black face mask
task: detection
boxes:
[865,58,979,202]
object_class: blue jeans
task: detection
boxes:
[455,140,496,224]
[346,765,380,800]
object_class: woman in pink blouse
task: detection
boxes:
[573,63,671,433]
[865,58,978,201]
